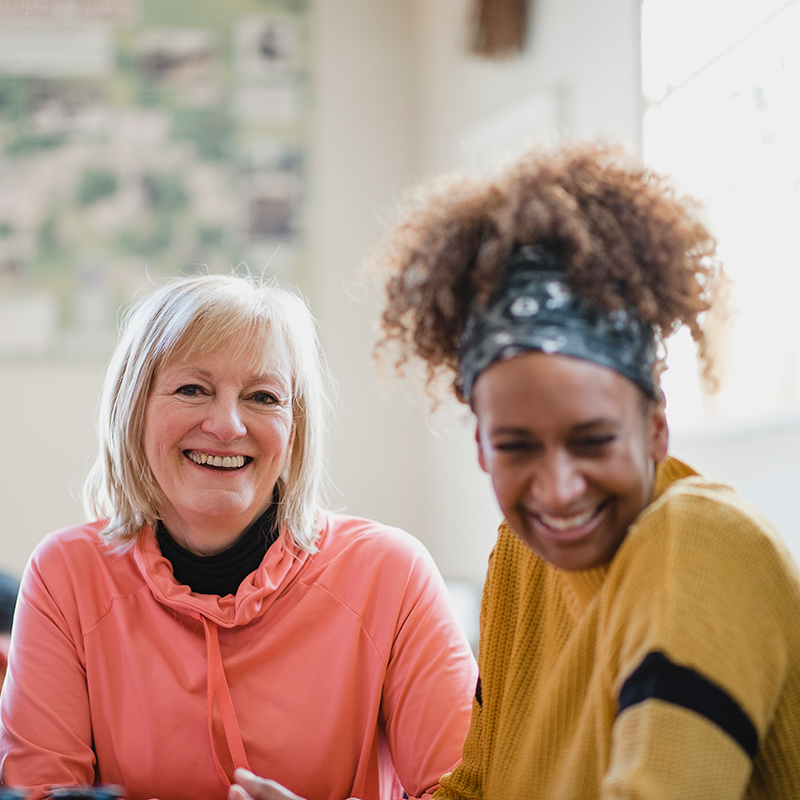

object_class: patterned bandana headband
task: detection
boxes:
[457,246,657,401]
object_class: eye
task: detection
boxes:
[251,390,280,406]
[572,433,616,451]
[176,384,205,397]
[494,439,539,455]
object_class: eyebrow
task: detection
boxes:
[489,418,619,436]
[571,418,620,431]
[489,426,535,437]
[163,366,290,386]
[247,370,291,385]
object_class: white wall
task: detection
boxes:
[0,364,102,576]
[411,0,643,176]
[308,0,428,537]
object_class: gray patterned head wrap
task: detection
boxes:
[458,245,657,401]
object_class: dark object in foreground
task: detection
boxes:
[48,787,125,800]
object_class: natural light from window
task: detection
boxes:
[642,0,800,432]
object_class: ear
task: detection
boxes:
[475,423,489,473]
[647,399,669,463]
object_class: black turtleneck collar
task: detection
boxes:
[156,503,279,597]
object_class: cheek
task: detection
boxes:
[146,423,175,464]
[261,415,294,457]
[143,403,191,468]
[143,427,172,480]
[606,444,653,510]
[625,432,655,484]
[487,463,525,511]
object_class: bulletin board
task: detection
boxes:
[0,0,311,359]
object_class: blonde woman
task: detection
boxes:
[0,275,476,800]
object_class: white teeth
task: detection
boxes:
[187,452,245,469]
[539,507,598,530]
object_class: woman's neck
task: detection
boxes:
[156,504,279,596]
[156,506,269,556]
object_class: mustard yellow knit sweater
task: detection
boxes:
[436,457,800,799]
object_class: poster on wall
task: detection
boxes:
[0,0,310,359]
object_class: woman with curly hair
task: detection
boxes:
[372,141,800,799]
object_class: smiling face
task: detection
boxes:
[473,351,668,571]
[143,332,295,555]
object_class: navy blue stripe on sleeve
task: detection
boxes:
[618,651,759,758]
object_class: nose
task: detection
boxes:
[201,395,247,441]
[529,450,587,511]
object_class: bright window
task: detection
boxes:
[642,0,800,431]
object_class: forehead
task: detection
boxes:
[472,351,642,427]
[161,325,294,383]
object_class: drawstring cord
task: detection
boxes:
[203,616,252,787]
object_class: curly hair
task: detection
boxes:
[371,140,720,402]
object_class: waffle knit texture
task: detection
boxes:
[436,456,800,799]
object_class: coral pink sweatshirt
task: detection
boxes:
[0,512,477,800]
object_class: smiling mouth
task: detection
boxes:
[185,451,252,470]
[535,502,607,533]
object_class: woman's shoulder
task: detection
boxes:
[32,520,111,561]
[303,512,455,628]
[641,463,788,555]
[21,521,145,626]
[28,520,138,587]
[306,511,449,598]
[606,462,800,718]
[618,460,800,600]
[317,510,431,562]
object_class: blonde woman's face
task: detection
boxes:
[143,334,295,555]
[473,351,668,571]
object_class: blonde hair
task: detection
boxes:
[83,274,332,552]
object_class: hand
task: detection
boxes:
[229,768,307,800]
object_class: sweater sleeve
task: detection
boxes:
[600,483,795,799]
[433,532,519,800]
[378,538,478,800]
[433,690,484,800]
[0,534,97,795]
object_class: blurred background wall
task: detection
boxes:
[1,0,799,625]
